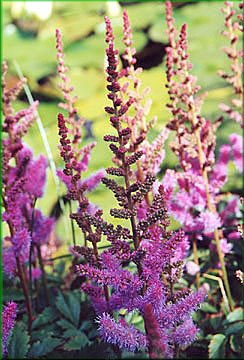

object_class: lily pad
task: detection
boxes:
[124,2,164,30]
[39,1,107,42]
[65,30,147,70]
[3,29,56,83]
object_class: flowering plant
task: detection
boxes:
[2,1,243,359]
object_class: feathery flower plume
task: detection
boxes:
[2,302,17,356]
[164,1,241,310]
[218,1,243,126]
[2,61,52,328]
[74,13,206,357]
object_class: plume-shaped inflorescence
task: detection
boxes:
[2,302,17,356]
[73,12,206,358]
[2,61,54,278]
[163,1,243,267]
[56,30,105,243]
[218,1,243,126]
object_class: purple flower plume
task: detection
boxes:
[97,313,147,352]
[2,302,17,356]
[173,318,198,348]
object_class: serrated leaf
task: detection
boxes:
[79,320,92,331]
[32,306,59,330]
[3,288,25,302]
[63,333,90,351]
[226,308,244,324]
[209,334,226,359]
[67,292,81,327]
[63,328,81,339]
[225,322,243,336]
[7,323,30,359]
[28,337,62,357]
[56,292,75,324]
[57,318,77,330]
[31,323,61,342]
[201,303,218,313]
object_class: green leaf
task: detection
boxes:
[7,323,30,359]
[226,308,244,324]
[3,288,25,302]
[31,323,61,341]
[32,306,59,330]
[209,334,226,359]
[63,328,81,339]
[57,318,77,331]
[210,316,223,331]
[225,322,243,336]
[67,292,81,327]
[200,303,218,313]
[56,292,75,324]
[63,333,90,351]
[29,337,62,357]
[79,320,92,332]
[229,335,242,354]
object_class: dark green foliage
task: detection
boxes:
[7,322,30,359]
[29,338,62,358]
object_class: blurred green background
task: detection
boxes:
[2,1,242,249]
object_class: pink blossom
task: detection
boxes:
[81,169,106,191]
[24,154,48,198]
[32,210,54,245]
[229,133,243,172]
[198,211,222,233]
[186,261,200,276]
[3,247,16,277]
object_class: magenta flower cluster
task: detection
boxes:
[2,301,17,356]
[2,62,54,279]
[63,11,209,358]
[2,1,242,358]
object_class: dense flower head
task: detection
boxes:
[12,228,31,260]
[97,313,147,352]
[158,289,206,328]
[3,247,17,277]
[32,209,54,245]
[172,318,199,348]
[2,302,17,356]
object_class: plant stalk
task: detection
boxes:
[36,245,49,305]
[16,257,33,332]
[192,238,200,288]
[194,119,234,311]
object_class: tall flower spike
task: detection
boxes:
[74,13,206,358]
[56,28,84,140]
[2,61,27,117]
[120,9,164,185]
[2,302,17,356]
[164,1,235,310]
[56,30,101,205]
[219,1,243,126]
[2,62,52,329]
